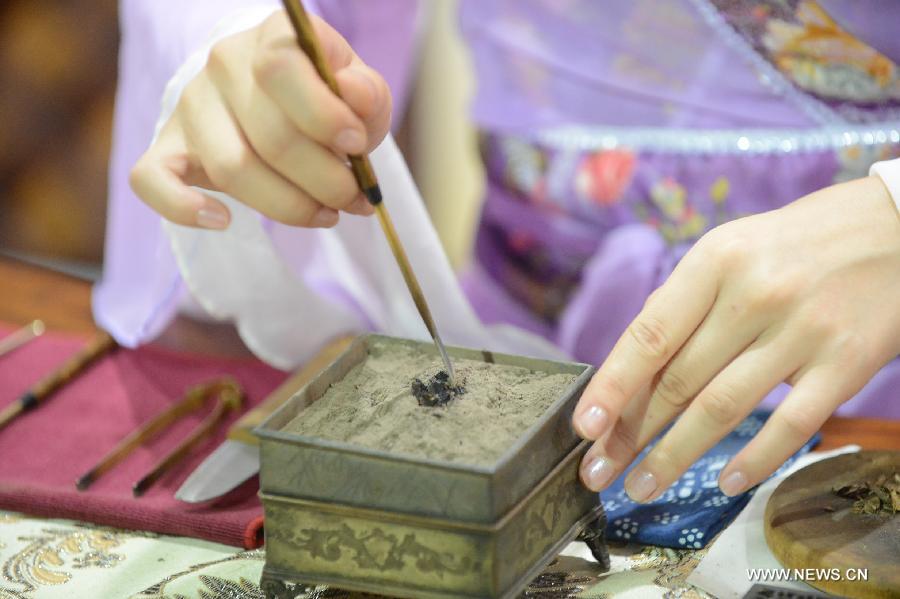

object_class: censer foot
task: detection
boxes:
[577,510,610,572]
[260,575,315,599]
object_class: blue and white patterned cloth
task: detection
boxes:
[602,410,820,549]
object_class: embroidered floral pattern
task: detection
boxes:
[0,510,723,599]
[761,2,900,104]
[498,135,549,203]
[710,0,900,120]
[636,178,708,244]
[575,150,636,207]
[1,525,127,597]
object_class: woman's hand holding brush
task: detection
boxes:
[130,10,391,230]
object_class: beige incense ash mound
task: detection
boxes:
[284,339,578,465]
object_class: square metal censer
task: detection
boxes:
[255,334,610,599]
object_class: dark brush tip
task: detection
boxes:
[132,479,149,497]
[75,473,94,491]
[364,185,382,205]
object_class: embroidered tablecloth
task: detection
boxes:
[0,326,287,549]
[0,510,712,599]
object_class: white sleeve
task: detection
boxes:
[155,8,565,370]
[870,157,900,219]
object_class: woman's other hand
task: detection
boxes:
[130,10,391,230]
[573,176,900,501]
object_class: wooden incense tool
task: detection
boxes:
[76,377,243,496]
[0,329,117,432]
[0,319,45,359]
[280,0,457,385]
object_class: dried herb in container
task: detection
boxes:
[832,472,900,515]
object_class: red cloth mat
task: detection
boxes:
[0,324,287,548]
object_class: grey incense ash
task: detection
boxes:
[285,340,577,465]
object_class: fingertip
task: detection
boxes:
[344,194,375,216]
[719,470,749,497]
[195,199,231,230]
[580,453,617,492]
[310,207,339,228]
[334,128,367,155]
[573,403,609,440]
[131,158,227,229]
[624,469,659,503]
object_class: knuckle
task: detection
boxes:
[252,47,292,88]
[255,127,296,160]
[831,332,868,370]
[646,445,683,474]
[207,148,251,190]
[627,316,670,360]
[653,368,694,409]
[775,406,820,439]
[608,422,640,455]
[206,39,235,79]
[177,79,204,116]
[698,384,741,425]
[591,370,629,402]
[701,224,752,270]
[746,276,799,312]
[716,234,752,268]
[796,308,838,340]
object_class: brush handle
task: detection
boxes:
[280,0,381,204]
[26,330,116,405]
[0,330,116,431]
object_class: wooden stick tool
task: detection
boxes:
[281,0,457,385]
[76,377,243,497]
[0,320,45,359]
[0,329,117,432]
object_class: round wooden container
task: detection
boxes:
[764,450,900,598]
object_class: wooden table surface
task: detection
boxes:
[2,256,899,450]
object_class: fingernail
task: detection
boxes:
[196,206,229,230]
[335,129,365,154]
[577,405,609,439]
[720,471,748,497]
[582,456,616,491]
[626,470,658,503]
[345,195,374,216]
[311,208,339,228]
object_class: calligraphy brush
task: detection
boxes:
[0,329,117,431]
[281,0,456,384]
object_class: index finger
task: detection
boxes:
[573,249,719,439]
[253,12,367,152]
